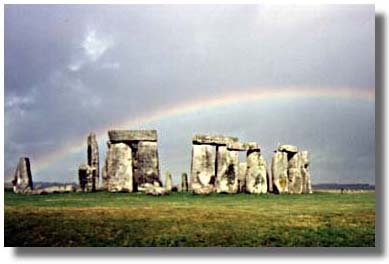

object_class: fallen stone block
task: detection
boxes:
[138,182,168,196]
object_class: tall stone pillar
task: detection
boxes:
[301,151,313,194]
[12,157,33,194]
[288,152,303,194]
[216,146,239,193]
[190,144,215,194]
[181,172,188,192]
[246,150,267,194]
[104,142,133,192]
[238,162,247,193]
[271,151,289,194]
[165,171,172,192]
[135,141,161,187]
[87,133,99,190]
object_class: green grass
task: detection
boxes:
[4,191,375,247]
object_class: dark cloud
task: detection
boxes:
[4,5,374,184]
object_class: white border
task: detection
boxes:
[1,0,387,263]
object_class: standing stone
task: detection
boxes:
[216,146,239,193]
[190,144,215,194]
[267,162,273,193]
[288,152,303,194]
[134,141,161,188]
[78,164,94,192]
[181,172,188,192]
[101,141,110,191]
[104,142,133,192]
[12,157,33,194]
[238,162,247,193]
[301,151,313,194]
[271,151,289,194]
[87,133,99,190]
[246,150,267,194]
[165,171,172,192]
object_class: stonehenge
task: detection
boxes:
[103,129,161,192]
[12,129,313,196]
[189,135,312,195]
[190,134,270,194]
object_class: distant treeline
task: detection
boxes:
[4,181,78,191]
[5,182,375,191]
[313,183,375,190]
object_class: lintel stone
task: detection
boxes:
[192,134,238,146]
[278,144,298,153]
[108,130,157,142]
[227,142,260,151]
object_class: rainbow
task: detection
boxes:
[32,86,374,173]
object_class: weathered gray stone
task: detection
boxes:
[101,141,111,191]
[278,144,298,153]
[192,185,214,195]
[271,151,289,194]
[190,144,215,193]
[227,142,260,151]
[288,152,303,194]
[78,164,95,192]
[104,142,133,192]
[181,172,188,192]
[267,163,273,193]
[301,151,313,194]
[246,150,267,194]
[165,171,172,192]
[238,162,247,193]
[108,130,157,142]
[12,157,33,194]
[41,185,75,194]
[138,182,168,196]
[192,134,238,146]
[133,141,161,188]
[216,146,239,193]
[87,133,99,189]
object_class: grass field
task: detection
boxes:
[4,191,375,247]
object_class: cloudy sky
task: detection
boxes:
[4,5,375,185]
